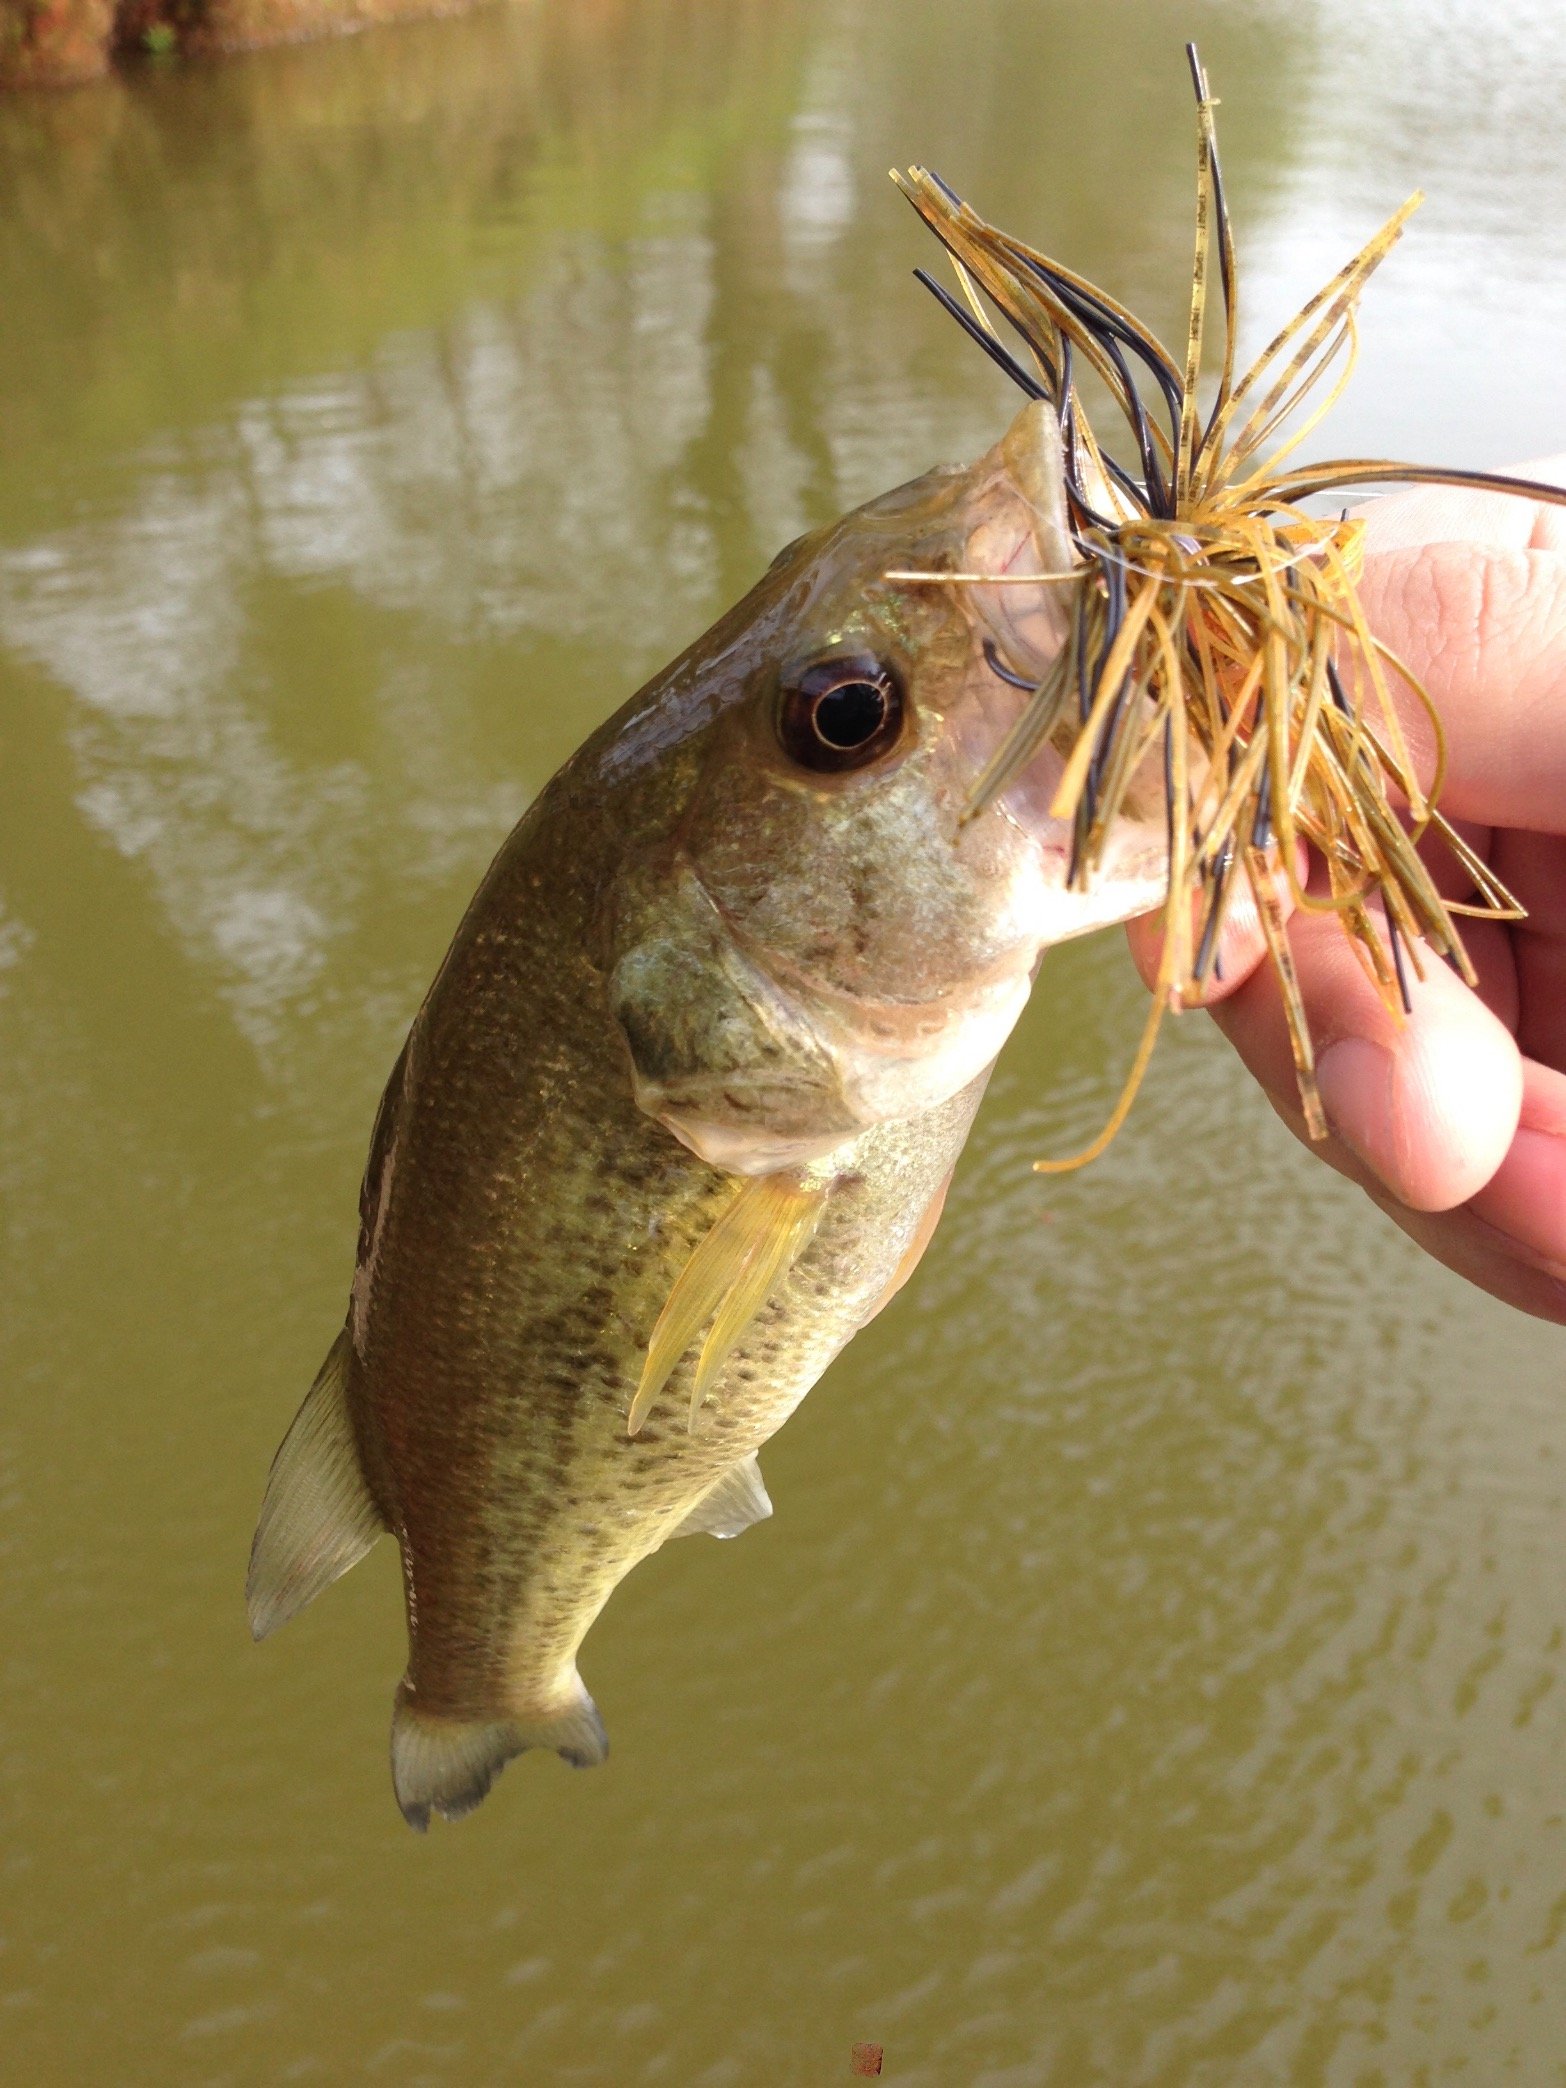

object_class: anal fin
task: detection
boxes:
[670,1453,773,1540]
[390,1673,608,1831]
[246,1328,384,1642]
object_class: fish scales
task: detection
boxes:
[354,782,973,1721]
[247,401,1175,1825]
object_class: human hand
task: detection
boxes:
[1127,464,1566,1323]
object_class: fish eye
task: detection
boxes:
[776,654,906,773]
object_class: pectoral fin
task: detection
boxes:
[246,1329,385,1642]
[627,1173,826,1436]
[670,1454,773,1539]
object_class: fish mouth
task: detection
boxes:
[953,400,1174,937]
[992,779,1171,945]
[961,398,1079,686]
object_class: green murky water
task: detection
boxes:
[3,2,1566,2079]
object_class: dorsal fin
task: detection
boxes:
[670,1454,773,1540]
[246,1329,385,1642]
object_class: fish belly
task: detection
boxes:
[360,1071,984,1745]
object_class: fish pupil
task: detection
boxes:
[813,681,886,749]
[777,652,905,772]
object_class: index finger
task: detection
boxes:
[1359,456,1566,556]
[1354,461,1566,830]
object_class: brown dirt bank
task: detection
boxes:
[1,0,481,89]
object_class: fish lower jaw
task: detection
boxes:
[1031,865,1169,945]
[1007,826,1170,948]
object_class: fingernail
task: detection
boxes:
[1315,1036,1394,1175]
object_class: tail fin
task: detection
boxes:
[390,1675,609,1831]
[246,1329,385,1642]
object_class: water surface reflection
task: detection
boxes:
[1,1,1564,2080]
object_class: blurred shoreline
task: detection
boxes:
[4,0,488,93]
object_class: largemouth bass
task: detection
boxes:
[246,402,1171,1828]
